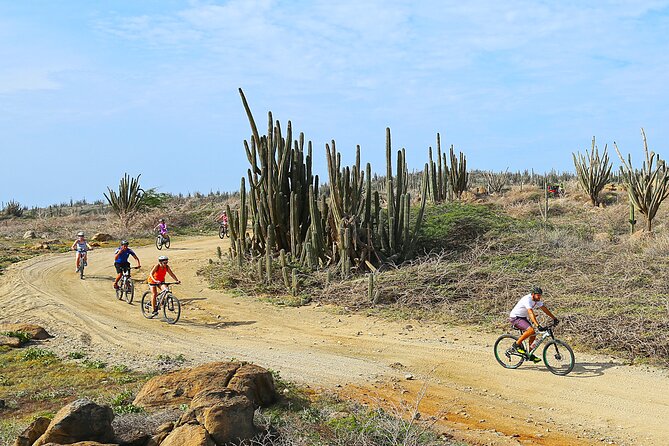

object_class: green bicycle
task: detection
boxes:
[493,320,575,376]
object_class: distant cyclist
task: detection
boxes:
[154,218,169,239]
[70,231,92,273]
[147,255,180,316]
[216,211,229,227]
[113,240,141,290]
[508,286,559,362]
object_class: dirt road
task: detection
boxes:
[1,236,667,445]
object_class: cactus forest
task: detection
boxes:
[224,89,479,283]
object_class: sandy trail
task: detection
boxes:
[1,236,667,446]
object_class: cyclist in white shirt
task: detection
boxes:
[508,286,559,362]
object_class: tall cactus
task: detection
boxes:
[445,145,469,200]
[573,137,612,206]
[235,88,318,262]
[615,128,669,232]
[378,128,429,262]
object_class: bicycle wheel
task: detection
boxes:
[219,226,225,239]
[79,263,85,280]
[164,236,170,249]
[163,293,181,324]
[141,291,156,319]
[116,280,124,300]
[124,279,134,304]
[494,334,525,369]
[155,236,162,250]
[543,339,575,376]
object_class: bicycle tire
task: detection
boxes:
[124,279,134,304]
[163,293,181,324]
[116,280,124,300]
[494,334,525,369]
[164,236,170,249]
[543,339,575,375]
[79,263,84,280]
[140,291,156,319]
[219,226,226,239]
[155,237,162,250]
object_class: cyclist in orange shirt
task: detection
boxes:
[147,255,180,316]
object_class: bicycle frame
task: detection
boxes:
[511,323,558,358]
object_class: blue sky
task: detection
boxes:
[2,1,669,207]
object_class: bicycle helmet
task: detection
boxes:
[159,218,165,222]
[158,255,169,262]
[121,240,129,246]
[531,285,543,295]
[76,231,85,237]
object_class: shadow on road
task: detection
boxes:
[565,361,620,378]
[178,319,257,329]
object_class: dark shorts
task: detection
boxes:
[115,262,131,274]
[509,317,531,331]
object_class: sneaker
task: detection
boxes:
[512,343,527,355]
[75,268,80,273]
[529,354,541,363]
[113,283,119,290]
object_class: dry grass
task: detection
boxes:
[211,185,669,367]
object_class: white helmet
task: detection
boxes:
[158,255,169,262]
[77,231,85,237]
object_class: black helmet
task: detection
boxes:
[121,240,129,246]
[531,286,543,295]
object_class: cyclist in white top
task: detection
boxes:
[508,286,559,362]
[70,231,92,273]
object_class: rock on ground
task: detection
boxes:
[159,424,215,446]
[33,399,115,446]
[0,323,52,340]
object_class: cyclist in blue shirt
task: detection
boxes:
[113,240,141,289]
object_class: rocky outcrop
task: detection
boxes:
[14,362,276,446]
[23,230,37,239]
[0,334,22,348]
[160,424,214,446]
[181,389,256,445]
[12,417,50,446]
[0,323,52,340]
[91,233,114,242]
[133,362,275,409]
[33,399,114,446]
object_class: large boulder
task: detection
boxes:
[133,362,275,409]
[91,233,114,242]
[23,230,37,239]
[33,399,115,446]
[12,416,50,446]
[0,334,22,348]
[186,389,256,445]
[160,424,214,446]
[227,364,276,407]
[0,323,52,340]
[41,443,118,446]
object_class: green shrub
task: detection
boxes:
[22,348,56,361]
[82,359,106,369]
[68,351,86,359]
[416,203,513,253]
[1,331,32,344]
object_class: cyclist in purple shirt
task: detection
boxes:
[113,240,141,289]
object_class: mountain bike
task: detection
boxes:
[493,320,575,376]
[218,222,229,239]
[116,266,139,303]
[155,232,170,250]
[141,282,181,324]
[74,248,90,279]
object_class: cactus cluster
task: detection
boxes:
[229,90,431,279]
[615,128,669,232]
[424,134,469,202]
[572,137,612,206]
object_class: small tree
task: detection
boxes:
[573,137,612,206]
[104,173,146,231]
[3,200,24,217]
[614,129,669,232]
[484,169,509,195]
